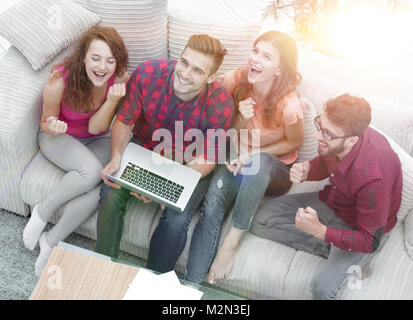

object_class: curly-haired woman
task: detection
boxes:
[23,26,129,276]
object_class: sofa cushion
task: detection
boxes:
[167,1,260,78]
[86,0,168,74]
[296,96,318,163]
[0,0,100,71]
[368,97,413,157]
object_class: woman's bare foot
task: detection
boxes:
[207,226,244,284]
[207,245,237,284]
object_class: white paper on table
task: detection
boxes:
[123,269,203,300]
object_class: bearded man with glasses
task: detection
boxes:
[250,93,403,300]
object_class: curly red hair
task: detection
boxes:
[52,25,128,113]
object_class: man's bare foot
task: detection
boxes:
[207,246,237,284]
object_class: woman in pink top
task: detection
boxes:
[23,26,129,277]
[185,31,304,284]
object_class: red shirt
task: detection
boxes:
[117,59,234,163]
[307,128,403,253]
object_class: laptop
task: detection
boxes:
[104,142,201,212]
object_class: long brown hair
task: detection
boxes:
[52,26,128,113]
[233,31,301,129]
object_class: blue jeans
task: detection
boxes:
[96,169,212,272]
[185,153,292,283]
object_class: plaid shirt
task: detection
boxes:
[307,128,403,253]
[117,59,234,163]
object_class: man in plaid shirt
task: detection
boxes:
[251,94,402,299]
[96,34,235,276]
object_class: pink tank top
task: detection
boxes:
[57,66,115,139]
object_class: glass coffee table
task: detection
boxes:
[30,241,244,300]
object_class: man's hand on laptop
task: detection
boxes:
[130,192,165,210]
[101,157,121,189]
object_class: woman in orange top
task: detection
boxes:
[184,31,304,284]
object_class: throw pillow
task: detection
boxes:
[168,1,260,78]
[87,0,169,74]
[368,97,413,157]
[0,0,100,71]
[297,96,318,163]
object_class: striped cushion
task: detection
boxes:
[368,97,413,157]
[0,0,100,71]
[86,0,168,74]
[296,96,318,163]
[168,2,260,78]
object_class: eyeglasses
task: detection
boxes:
[314,115,352,141]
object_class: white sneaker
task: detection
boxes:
[23,204,47,251]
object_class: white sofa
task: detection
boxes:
[1,0,413,299]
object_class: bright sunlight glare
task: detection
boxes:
[328,4,412,67]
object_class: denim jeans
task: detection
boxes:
[250,192,391,300]
[185,152,292,283]
[96,167,212,273]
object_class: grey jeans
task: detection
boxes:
[38,130,111,247]
[251,192,391,300]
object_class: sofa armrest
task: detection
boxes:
[0,47,50,215]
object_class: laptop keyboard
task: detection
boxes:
[120,162,184,203]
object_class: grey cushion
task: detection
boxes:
[87,0,168,74]
[0,0,100,71]
[168,4,260,78]
[297,96,318,163]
